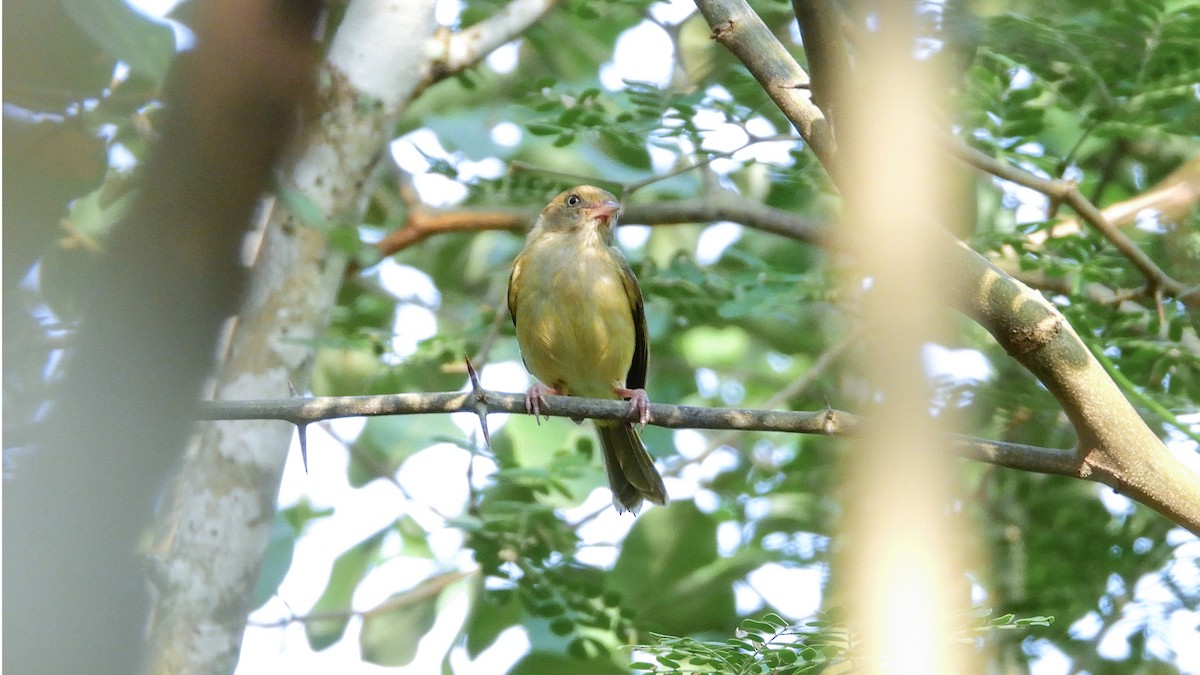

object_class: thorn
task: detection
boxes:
[465,355,492,448]
[297,423,309,473]
[821,397,836,435]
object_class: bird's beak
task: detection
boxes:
[587,200,622,226]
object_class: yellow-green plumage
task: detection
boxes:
[508,186,668,514]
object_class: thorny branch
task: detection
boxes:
[198,387,1082,479]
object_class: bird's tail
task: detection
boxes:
[595,421,668,514]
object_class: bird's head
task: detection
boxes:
[537,185,623,236]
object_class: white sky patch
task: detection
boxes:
[717,520,742,556]
[1168,609,1200,671]
[1027,640,1072,675]
[490,121,523,147]
[391,129,446,173]
[696,221,743,265]
[1098,486,1136,517]
[694,108,746,152]
[746,564,824,619]
[616,223,651,248]
[647,143,678,173]
[568,492,641,559]
[108,143,138,172]
[767,352,793,372]
[1009,66,1035,90]
[706,84,733,101]
[436,0,464,25]
[1014,141,1044,157]
[390,129,496,205]
[1164,413,1200,475]
[447,626,530,675]
[1135,209,1167,233]
[692,488,721,513]
[413,173,469,206]
[126,0,178,14]
[390,303,438,358]
[922,344,992,383]
[267,475,406,622]
[649,0,696,24]
[459,156,506,181]
[695,446,740,483]
[600,21,674,90]
[734,118,796,166]
[329,416,368,443]
[995,176,1050,224]
[371,259,441,304]
[673,428,710,458]
[486,40,521,74]
[124,0,193,49]
[398,444,474,517]
[478,360,529,394]
[451,361,529,437]
[356,556,441,609]
[734,581,765,614]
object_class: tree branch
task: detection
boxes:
[418,0,559,93]
[694,0,837,174]
[1028,154,1200,246]
[693,0,1200,535]
[197,389,1081,479]
[948,143,1200,310]
[790,0,852,131]
[374,189,827,258]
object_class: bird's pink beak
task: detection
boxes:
[587,200,622,225]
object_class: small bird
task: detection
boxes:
[508,186,668,514]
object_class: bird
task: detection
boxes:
[507,185,668,514]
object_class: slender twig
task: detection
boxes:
[249,569,473,628]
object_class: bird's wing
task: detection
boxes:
[507,254,524,326]
[618,254,648,391]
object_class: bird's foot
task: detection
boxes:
[525,382,560,422]
[616,387,651,425]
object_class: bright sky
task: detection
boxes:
[121,0,1199,673]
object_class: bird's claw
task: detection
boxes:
[616,387,651,426]
[525,382,559,423]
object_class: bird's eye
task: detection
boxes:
[566,194,581,206]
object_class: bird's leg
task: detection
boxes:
[615,387,651,425]
[525,382,561,421]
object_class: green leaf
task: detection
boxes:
[359,589,441,666]
[464,584,525,657]
[250,515,296,610]
[610,502,736,634]
[63,0,175,86]
[527,122,564,136]
[305,528,388,650]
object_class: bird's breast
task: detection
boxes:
[514,236,636,398]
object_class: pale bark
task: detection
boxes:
[144,2,440,672]
[145,0,564,668]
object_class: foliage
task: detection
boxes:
[631,610,1055,673]
[5,0,1198,673]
